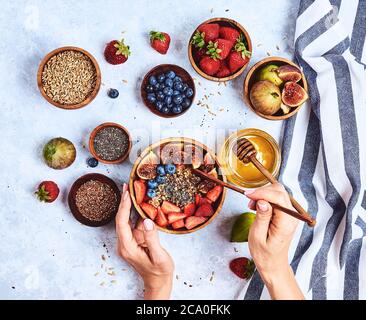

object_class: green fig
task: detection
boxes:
[231,212,256,242]
[250,80,282,115]
[257,64,283,87]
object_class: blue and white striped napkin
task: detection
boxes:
[243,0,366,300]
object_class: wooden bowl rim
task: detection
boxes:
[243,56,308,121]
[140,64,196,118]
[188,17,253,82]
[68,173,121,227]
[37,46,101,110]
[89,122,132,164]
[129,137,227,234]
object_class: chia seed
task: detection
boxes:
[93,127,129,161]
[75,180,117,221]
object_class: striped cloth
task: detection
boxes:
[244,0,366,300]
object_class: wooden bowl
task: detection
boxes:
[188,17,252,82]
[141,64,196,118]
[68,173,121,227]
[89,122,132,164]
[243,57,308,120]
[129,137,227,234]
[37,46,101,110]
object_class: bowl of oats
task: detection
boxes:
[37,46,101,109]
[129,137,227,234]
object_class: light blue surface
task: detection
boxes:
[0,0,299,299]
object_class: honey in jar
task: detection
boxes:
[219,129,281,188]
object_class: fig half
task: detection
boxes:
[257,64,283,86]
[160,143,183,164]
[43,137,76,170]
[282,82,308,107]
[184,144,203,168]
[276,65,302,82]
[250,80,282,115]
[137,151,159,180]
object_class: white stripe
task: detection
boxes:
[358,237,366,299]
[362,39,366,64]
[338,0,359,37]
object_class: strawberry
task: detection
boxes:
[172,219,185,230]
[155,208,168,227]
[206,185,223,203]
[150,31,170,54]
[140,203,158,220]
[199,197,212,206]
[195,194,201,206]
[219,26,240,42]
[206,39,234,60]
[104,39,131,65]
[228,36,251,73]
[199,56,221,76]
[185,216,207,230]
[194,48,207,62]
[133,180,146,205]
[35,181,59,203]
[167,212,187,224]
[195,203,214,217]
[184,203,196,217]
[161,201,181,214]
[216,60,231,78]
[197,23,219,42]
[229,258,255,280]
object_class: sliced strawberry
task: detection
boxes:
[197,23,220,42]
[167,212,187,224]
[172,219,185,230]
[219,26,241,42]
[229,258,255,280]
[185,216,207,230]
[140,203,158,220]
[195,203,214,217]
[133,180,146,205]
[161,200,181,214]
[195,194,201,206]
[155,208,168,227]
[206,185,223,203]
[199,56,221,76]
[199,197,212,206]
[184,203,196,217]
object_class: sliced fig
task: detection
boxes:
[280,103,291,115]
[160,143,183,164]
[136,151,159,180]
[276,65,302,82]
[282,81,308,107]
[201,152,216,173]
[184,144,203,168]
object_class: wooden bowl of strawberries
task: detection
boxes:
[188,17,252,82]
[129,137,227,234]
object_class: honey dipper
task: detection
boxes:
[235,138,316,227]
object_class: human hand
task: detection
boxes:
[245,183,304,300]
[115,183,174,300]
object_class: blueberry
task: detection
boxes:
[173,82,184,91]
[173,95,183,104]
[146,85,154,93]
[181,93,186,100]
[163,87,173,96]
[167,103,174,109]
[160,83,166,89]
[157,74,165,83]
[149,76,157,86]
[156,175,167,184]
[186,88,194,98]
[157,91,165,101]
[165,164,176,174]
[161,106,170,114]
[166,70,176,79]
[148,179,158,189]
[173,76,182,83]
[147,93,156,103]
[173,90,180,96]
[147,189,156,198]
[155,101,164,111]
[87,157,98,168]
[108,88,119,99]
[164,96,172,105]
[156,165,166,175]
[153,83,160,91]
[172,105,183,114]
[164,78,173,88]
[182,98,191,109]
[181,83,188,92]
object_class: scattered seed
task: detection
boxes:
[276,45,280,50]
[100,282,105,286]
[101,255,106,261]
[108,271,116,276]
[111,280,117,284]
[176,275,179,280]
[122,79,128,83]
[267,51,271,56]
[94,272,99,276]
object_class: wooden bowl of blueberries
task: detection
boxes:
[141,64,195,117]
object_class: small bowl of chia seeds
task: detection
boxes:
[89,122,132,164]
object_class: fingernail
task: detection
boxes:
[257,202,268,211]
[244,189,255,196]
[123,190,129,200]
[143,219,154,231]
[248,199,255,208]
[122,183,128,192]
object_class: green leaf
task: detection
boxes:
[191,31,205,48]
[230,212,256,242]
[150,31,166,42]
[206,41,221,60]
[114,39,131,57]
[234,35,252,59]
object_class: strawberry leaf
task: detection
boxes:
[114,39,131,57]
[150,31,166,42]
[191,31,205,48]
[234,35,251,59]
[206,41,222,60]
[35,185,50,202]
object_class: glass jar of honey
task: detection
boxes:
[219,128,281,188]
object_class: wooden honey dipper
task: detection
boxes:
[234,138,316,227]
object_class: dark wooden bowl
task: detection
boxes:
[129,137,227,234]
[243,57,308,120]
[37,46,101,110]
[68,173,121,227]
[141,64,196,118]
[188,17,252,82]
[89,122,132,164]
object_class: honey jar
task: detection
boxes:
[219,128,281,188]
